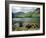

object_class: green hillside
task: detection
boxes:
[15,12,40,18]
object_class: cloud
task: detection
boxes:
[12,6,37,13]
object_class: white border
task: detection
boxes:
[9,4,43,35]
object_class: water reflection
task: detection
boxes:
[13,18,32,22]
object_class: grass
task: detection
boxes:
[12,23,40,31]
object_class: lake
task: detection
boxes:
[13,18,32,22]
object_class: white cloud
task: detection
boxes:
[12,6,37,13]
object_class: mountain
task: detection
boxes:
[15,11,33,18]
[12,12,24,18]
[12,8,40,18]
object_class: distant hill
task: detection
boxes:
[12,8,40,18]
[12,12,24,18]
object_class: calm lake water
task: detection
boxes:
[13,18,32,22]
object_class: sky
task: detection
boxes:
[12,6,37,13]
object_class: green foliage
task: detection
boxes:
[15,11,40,18]
[15,27,28,31]
[32,12,40,18]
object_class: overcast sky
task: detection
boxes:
[12,6,37,13]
